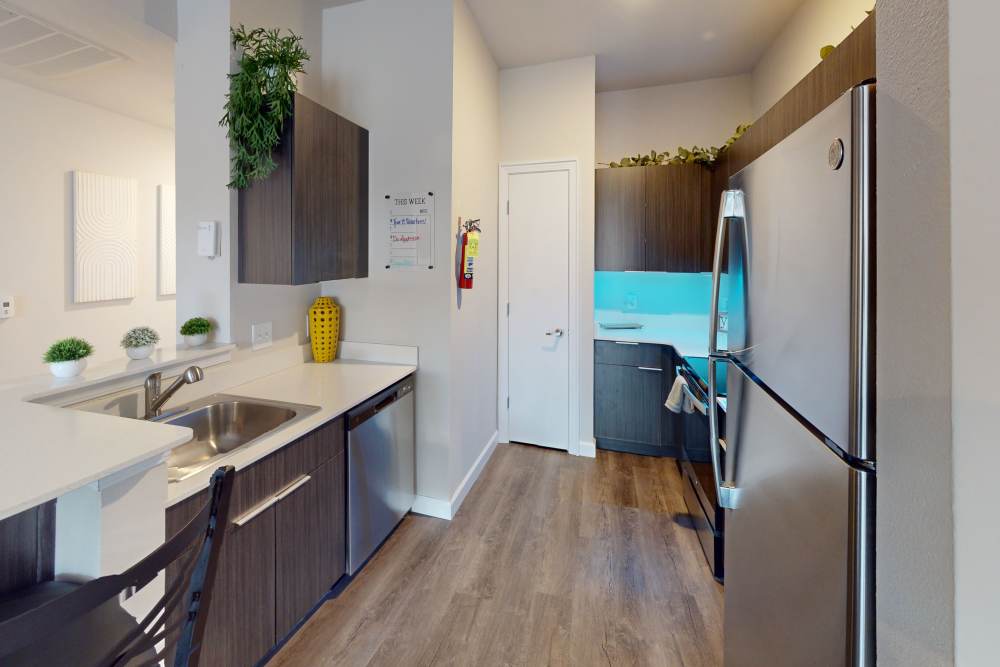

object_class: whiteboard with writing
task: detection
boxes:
[386,192,434,270]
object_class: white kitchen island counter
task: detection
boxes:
[0,348,243,522]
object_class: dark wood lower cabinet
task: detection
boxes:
[165,417,346,666]
[275,452,346,638]
[594,342,682,457]
[595,363,662,448]
[200,503,277,666]
[0,501,55,596]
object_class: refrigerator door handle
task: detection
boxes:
[709,190,745,356]
[708,189,744,510]
[709,358,741,510]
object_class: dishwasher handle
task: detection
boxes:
[348,379,414,429]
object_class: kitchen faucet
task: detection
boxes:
[144,366,204,419]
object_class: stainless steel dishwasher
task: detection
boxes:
[346,376,415,574]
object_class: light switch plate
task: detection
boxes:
[251,321,273,350]
[0,296,13,319]
[196,221,219,258]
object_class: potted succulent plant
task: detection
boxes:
[43,337,93,379]
[180,317,213,347]
[121,326,160,360]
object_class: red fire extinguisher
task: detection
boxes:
[458,218,481,290]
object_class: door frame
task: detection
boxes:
[498,160,581,455]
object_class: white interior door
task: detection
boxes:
[505,167,571,450]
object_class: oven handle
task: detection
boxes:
[675,367,708,414]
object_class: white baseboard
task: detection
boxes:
[411,430,499,521]
[450,430,499,515]
[411,495,453,520]
[576,438,596,458]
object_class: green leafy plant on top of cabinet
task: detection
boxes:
[221,25,310,189]
[604,123,751,169]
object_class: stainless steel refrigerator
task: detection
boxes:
[706,83,875,666]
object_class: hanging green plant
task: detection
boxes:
[220,25,310,189]
[604,122,752,169]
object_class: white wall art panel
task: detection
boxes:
[73,171,138,303]
[158,184,176,296]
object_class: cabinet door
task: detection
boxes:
[293,95,369,284]
[596,167,645,271]
[275,451,347,639]
[165,478,277,667]
[644,164,709,272]
[594,363,662,446]
[659,346,682,451]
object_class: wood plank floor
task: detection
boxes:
[271,443,723,666]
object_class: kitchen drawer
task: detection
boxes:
[594,340,662,367]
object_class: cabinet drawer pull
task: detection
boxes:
[614,341,639,346]
[275,474,312,501]
[638,366,663,372]
[231,474,313,527]
[232,495,281,527]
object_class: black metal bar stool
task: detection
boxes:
[0,466,235,666]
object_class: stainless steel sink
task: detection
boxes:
[156,394,320,483]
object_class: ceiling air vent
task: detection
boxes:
[0,3,121,77]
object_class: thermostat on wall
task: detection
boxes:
[197,221,219,258]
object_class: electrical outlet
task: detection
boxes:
[251,321,273,350]
[0,296,13,319]
[718,312,729,333]
[624,292,638,311]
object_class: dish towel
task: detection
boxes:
[665,375,695,414]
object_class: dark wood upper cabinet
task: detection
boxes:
[239,93,369,285]
[596,166,645,271]
[644,164,711,273]
[595,164,712,273]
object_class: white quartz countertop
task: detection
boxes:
[0,396,192,522]
[595,312,718,358]
[0,345,413,521]
[166,360,416,506]
[0,346,241,521]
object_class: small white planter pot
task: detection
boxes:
[49,358,87,379]
[126,344,155,360]
[183,333,208,348]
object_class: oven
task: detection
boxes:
[676,361,725,582]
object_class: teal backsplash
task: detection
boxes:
[594,271,726,315]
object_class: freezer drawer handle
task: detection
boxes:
[709,357,741,510]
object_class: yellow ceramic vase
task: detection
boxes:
[309,297,340,363]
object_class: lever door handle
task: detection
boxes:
[545,329,564,337]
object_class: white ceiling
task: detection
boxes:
[0,1,808,129]
[0,0,175,128]
[465,0,807,92]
